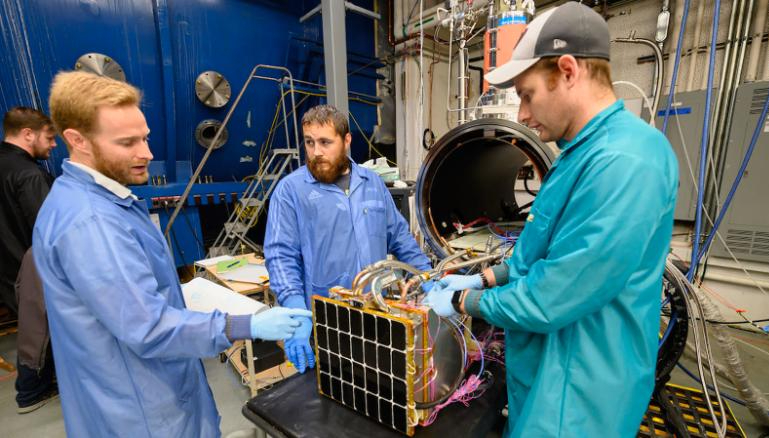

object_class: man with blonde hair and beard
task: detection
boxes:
[33,71,311,437]
[264,104,432,374]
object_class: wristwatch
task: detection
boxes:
[479,271,490,289]
[451,290,465,314]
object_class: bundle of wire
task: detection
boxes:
[412,315,442,396]
[421,374,484,425]
[478,329,506,367]
[487,225,520,244]
[665,260,730,437]
[451,217,521,255]
[365,257,509,427]
[452,217,510,236]
[420,316,487,426]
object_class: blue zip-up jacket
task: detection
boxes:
[33,161,233,438]
[264,161,431,309]
[464,101,679,437]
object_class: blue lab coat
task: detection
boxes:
[33,161,232,438]
[264,161,431,309]
[464,101,679,437]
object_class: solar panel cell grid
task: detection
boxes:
[313,297,414,435]
[351,310,363,337]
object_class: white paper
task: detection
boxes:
[218,263,270,284]
[182,277,265,315]
[193,255,235,268]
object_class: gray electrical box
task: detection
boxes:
[652,90,708,221]
[709,82,769,262]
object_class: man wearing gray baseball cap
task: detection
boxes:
[422,2,679,436]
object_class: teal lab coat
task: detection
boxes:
[464,101,679,437]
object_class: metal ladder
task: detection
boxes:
[164,65,302,260]
[208,146,299,256]
[207,66,303,257]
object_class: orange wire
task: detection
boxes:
[698,281,745,313]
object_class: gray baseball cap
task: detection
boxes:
[485,2,610,88]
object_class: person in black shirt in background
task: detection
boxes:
[0,106,58,413]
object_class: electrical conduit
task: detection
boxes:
[689,0,721,281]
[661,0,692,134]
[745,0,769,82]
[685,0,706,91]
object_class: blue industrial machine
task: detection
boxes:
[0,0,382,266]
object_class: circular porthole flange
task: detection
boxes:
[195,119,228,149]
[74,53,126,81]
[195,71,232,108]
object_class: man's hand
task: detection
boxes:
[285,316,315,373]
[422,289,458,318]
[250,308,312,340]
[432,274,482,294]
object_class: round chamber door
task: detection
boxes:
[414,119,556,258]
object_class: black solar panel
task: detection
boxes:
[313,297,413,435]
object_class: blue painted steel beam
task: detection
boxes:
[152,0,178,182]
[131,181,249,209]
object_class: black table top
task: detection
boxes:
[242,363,507,438]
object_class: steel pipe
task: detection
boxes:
[745,0,768,81]
[614,34,664,122]
[704,0,755,253]
[685,0,707,91]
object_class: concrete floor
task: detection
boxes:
[0,332,259,438]
[1,327,768,437]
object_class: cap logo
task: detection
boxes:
[553,39,567,50]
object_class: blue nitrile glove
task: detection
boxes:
[420,280,435,293]
[432,274,482,294]
[250,307,312,340]
[422,288,458,318]
[285,316,315,374]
